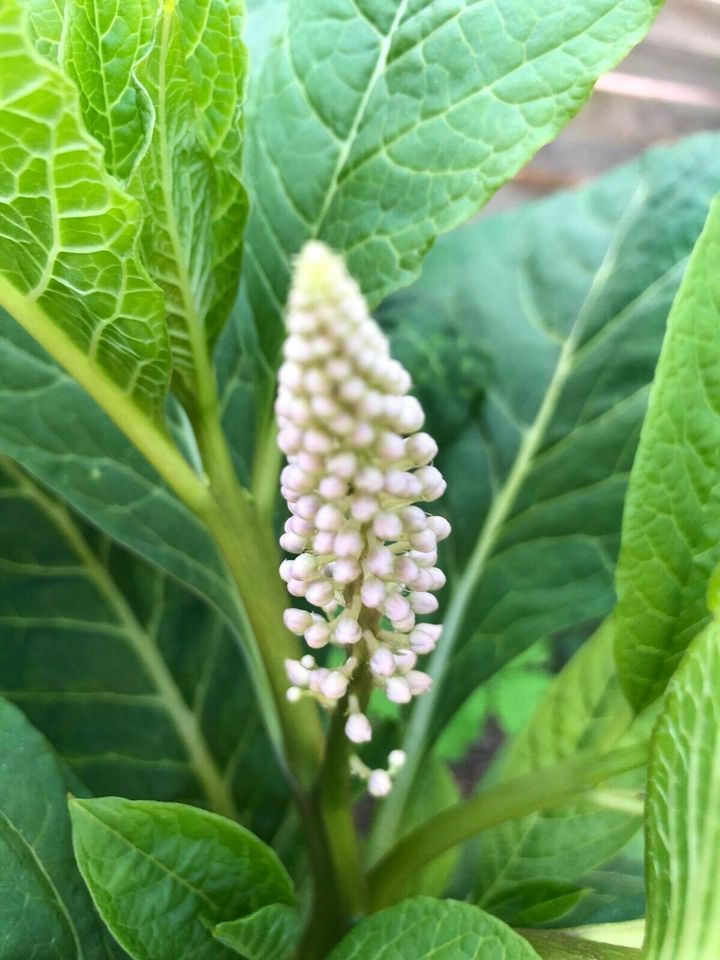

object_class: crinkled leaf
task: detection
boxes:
[240,0,662,370]
[0,697,128,959]
[376,133,720,737]
[70,797,295,960]
[614,197,720,710]
[0,458,287,840]
[643,621,720,960]
[0,0,170,420]
[327,897,542,960]
[213,903,300,960]
[475,621,641,924]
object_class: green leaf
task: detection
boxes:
[126,0,249,390]
[474,621,642,924]
[643,621,720,960]
[213,903,300,960]
[242,0,662,366]
[0,457,288,839]
[70,797,295,960]
[327,897,542,959]
[0,0,170,421]
[0,697,127,959]
[382,132,720,740]
[614,197,720,710]
[522,930,640,959]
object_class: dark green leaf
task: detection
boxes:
[213,903,300,960]
[614,197,720,709]
[70,797,295,960]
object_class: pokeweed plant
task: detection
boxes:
[3,0,720,958]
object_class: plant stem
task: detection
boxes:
[366,741,648,911]
[520,930,642,959]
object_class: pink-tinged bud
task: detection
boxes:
[279,559,294,583]
[393,612,416,633]
[334,557,361,584]
[411,548,438,568]
[427,515,451,541]
[355,466,384,493]
[318,475,348,500]
[279,361,303,389]
[303,427,333,454]
[313,531,336,554]
[327,357,353,382]
[334,616,362,646]
[367,546,395,579]
[368,769,393,797]
[404,432,438,465]
[394,555,419,583]
[408,670,432,695]
[305,620,331,648]
[361,577,386,608]
[394,649,417,673]
[416,465,446,501]
[326,451,357,478]
[359,389,384,418]
[346,712,372,744]
[386,676,411,704]
[399,505,427,532]
[409,528,437,552]
[396,396,425,433]
[410,591,439,615]
[294,494,321,520]
[330,412,357,436]
[371,647,396,678]
[322,671,349,700]
[373,511,403,541]
[279,531,307,554]
[287,578,307,597]
[377,432,404,461]
[315,503,343,532]
[296,451,323,474]
[409,623,442,654]
[427,567,446,591]
[278,424,303,455]
[312,393,340,419]
[351,422,375,448]
[306,580,335,607]
[291,553,317,580]
[288,516,315,536]
[384,593,411,623]
[283,608,313,634]
[412,568,431,591]
[334,528,363,558]
[281,465,314,492]
[285,659,310,687]
[350,495,378,522]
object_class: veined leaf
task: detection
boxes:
[0,457,288,840]
[240,0,662,368]
[0,0,170,420]
[70,797,295,960]
[474,622,642,925]
[0,697,128,959]
[614,197,720,710]
[643,621,720,960]
[378,133,720,743]
[213,903,300,960]
[326,897,542,960]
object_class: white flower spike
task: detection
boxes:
[277,241,450,792]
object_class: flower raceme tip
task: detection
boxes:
[276,241,449,794]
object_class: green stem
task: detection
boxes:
[367,742,648,911]
[520,930,642,959]
[251,403,282,526]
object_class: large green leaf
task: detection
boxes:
[241,0,663,367]
[381,133,720,744]
[327,897,542,960]
[70,797,295,960]
[213,903,300,960]
[0,457,287,839]
[0,0,170,420]
[474,621,641,925]
[643,621,720,960]
[614,198,720,710]
[0,697,127,959]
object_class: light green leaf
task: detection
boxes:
[127,0,248,391]
[522,930,640,959]
[241,0,662,367]
[474,621,641,924]
[327,897,542,960]
[0,0,170,420]
[0,697,127,959]
[70,797,295,960]
[0,457,288,839]
[213,903,300,960]
[379,133,720,751]
[614,197,720,710]
[643,622,720,960]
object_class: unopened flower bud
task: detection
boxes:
[368,769,393,798]
[283,608,313,635]
[346,712,372,744]
[386,676,412,704]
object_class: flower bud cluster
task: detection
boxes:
[277,242,449,786]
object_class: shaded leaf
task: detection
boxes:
[213,903,300,960]
[70,797,295,960]
[522,930,639,959]
[614,197,720,709]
